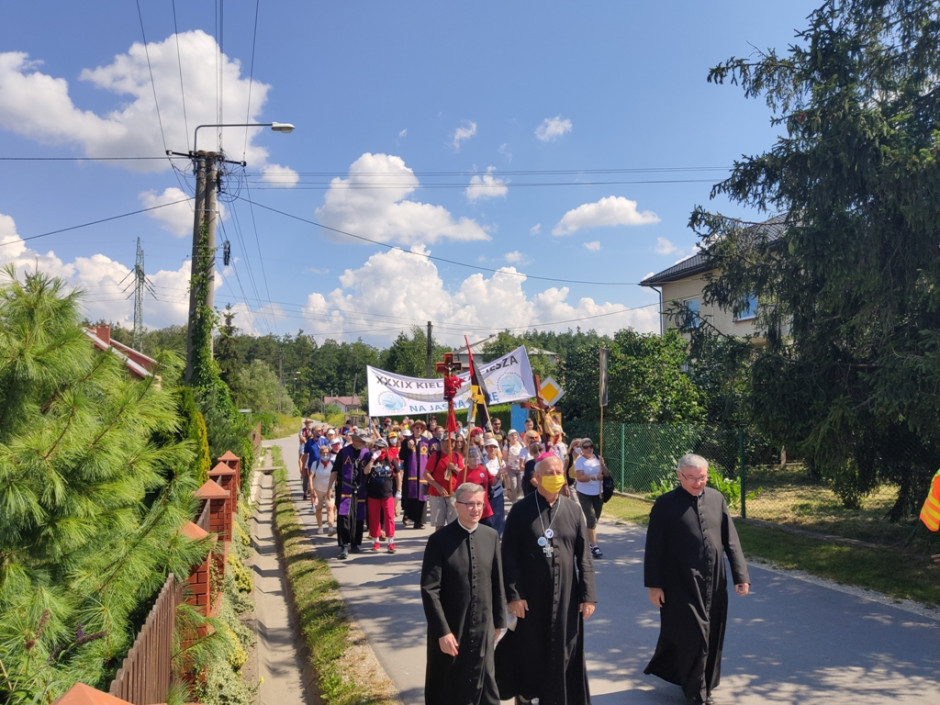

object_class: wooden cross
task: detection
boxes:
[434,352,465,377]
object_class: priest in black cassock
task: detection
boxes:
[644,453,750,705]
[496,453,597,705]
[420,483,506,705]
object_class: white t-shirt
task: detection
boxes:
[506,442,523,470]
[574,455,601,496]
[311,453,334,493]
[485,457,501,478]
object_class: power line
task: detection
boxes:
[2,198,193,246]
[235,194,645,286]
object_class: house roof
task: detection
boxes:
[640,252,712,287]
[640,214,791,288]
[323,395,362,407]
[84,324,156,379]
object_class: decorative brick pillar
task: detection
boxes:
[180,522,212,614]
[208,462,237,526]
[194,479,229,609]
[217,450,242,494]
[194,479,231,545]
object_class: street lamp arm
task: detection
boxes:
[192,121,295,154]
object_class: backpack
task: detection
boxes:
[601,474,615,503]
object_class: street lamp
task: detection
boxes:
[184,121,294,384]
[192,121,295,154]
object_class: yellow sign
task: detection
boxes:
[540,376,565,405]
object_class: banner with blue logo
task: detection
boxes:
[367,345,535,416]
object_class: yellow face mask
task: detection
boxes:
[540,474,567,494]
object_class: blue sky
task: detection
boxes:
[0,1,819,347]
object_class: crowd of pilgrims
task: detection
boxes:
[297,413,612,559]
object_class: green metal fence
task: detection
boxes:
[566,421,747,511]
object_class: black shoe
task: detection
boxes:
[414,523,425,529]
[350,545,361,553]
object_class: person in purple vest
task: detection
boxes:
[329,429,373,559]
[400,428,428,529]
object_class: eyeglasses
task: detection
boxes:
[456,501,484,509]
[679,471,708,484]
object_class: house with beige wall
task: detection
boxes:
[641,214,790,343]
[640,252,762,341]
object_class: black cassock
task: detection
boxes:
[420,520,506,705]
[496,492,597,705]
[643,486,750,701]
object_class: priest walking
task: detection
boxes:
[496,452,597,705]
[643,453,750,705]
[420,483,506,705]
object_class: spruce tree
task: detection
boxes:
[692,0,940,515]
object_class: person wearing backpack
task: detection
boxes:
[574,438,609,559]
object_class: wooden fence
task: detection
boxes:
[108,573,182,705]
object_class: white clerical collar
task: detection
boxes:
[458,520,479,533]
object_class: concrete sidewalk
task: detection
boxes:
[250,451,317,705]
[260,436,940,705]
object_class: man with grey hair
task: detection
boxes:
[497,452,596,705]
[421,482,505,705]
[643,453,750,705]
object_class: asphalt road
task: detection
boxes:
[265,436,940,705]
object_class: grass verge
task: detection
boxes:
[604,494,940,609]
[270,462,400,705]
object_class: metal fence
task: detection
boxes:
[566,420,745,495]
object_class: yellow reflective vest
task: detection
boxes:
[919,468,940,532]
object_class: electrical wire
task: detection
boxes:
[171,0,191,151]
[1,198,193,246]
[235,194,645,286]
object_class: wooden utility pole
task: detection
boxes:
[184,150,219,384]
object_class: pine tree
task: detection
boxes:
[0,267,205,702]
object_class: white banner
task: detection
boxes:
[367,345,535,417]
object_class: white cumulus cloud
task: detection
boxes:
[260,164,300,187]
[655,237,678,255]
[584,241,601,251]
[300,246,658,347]
[315,153,491,246]
[535,116,572,142]
[466,167,508,202]
[452,120,477,150]
[552,196,660,236]
[140,187,195,237]
[0,211,198,330]
[0,32,290,175]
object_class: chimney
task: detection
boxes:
[95,324,111,345]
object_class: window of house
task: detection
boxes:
[680,297,701,330]
[734,293,758,322]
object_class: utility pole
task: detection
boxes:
[426,321,433,377]
[169,121,294,386]
[426,320,433,424]
[184,149,219,384]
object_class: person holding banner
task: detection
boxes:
[425,437,463,531]
[400,428,428,530]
